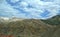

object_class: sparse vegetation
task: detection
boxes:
[0,15,60,37]
[41,15,60,25]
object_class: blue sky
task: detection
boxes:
[0,0,60,20]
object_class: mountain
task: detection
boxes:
[0,15,60,37]
[0,17,24,22]
[41,15,60,25]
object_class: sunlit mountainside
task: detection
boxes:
[0,15,60,37]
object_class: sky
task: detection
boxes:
[0,0,60,20]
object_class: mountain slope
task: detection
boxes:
[0,15,60,37]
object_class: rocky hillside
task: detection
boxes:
[0,15,60,37]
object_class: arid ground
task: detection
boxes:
[0,15,60,37]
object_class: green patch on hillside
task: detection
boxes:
[41,15,60,25]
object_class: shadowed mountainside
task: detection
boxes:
[41,15,60,25]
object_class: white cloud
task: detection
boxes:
[10,0,19,3]
[0,0,60,20]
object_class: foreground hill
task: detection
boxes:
[0,15,60,37]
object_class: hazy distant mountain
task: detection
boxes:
[0,17,24,22]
